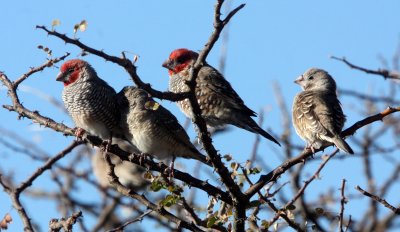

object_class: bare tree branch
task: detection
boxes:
[356,185,400,215]
[339,179,347,232]
[331,56,400,80]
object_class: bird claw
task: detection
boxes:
[139,153,150,166]
[74,127,86,139]
[168,156,176,179]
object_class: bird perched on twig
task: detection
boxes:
[117,86,211,167]
[162,48,280,146]
[56,59,136,151]
[292,68,354,154]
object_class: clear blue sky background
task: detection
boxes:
[1,0,400,231]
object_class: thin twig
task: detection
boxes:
[106,210,153,232]
[331,56,400,80]
[102,152,205,232]
[355,185,400,214]
[339,179,347,232]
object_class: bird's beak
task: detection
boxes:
[56,72,67,82]
[294,75,304,84]
[162,59,173,70]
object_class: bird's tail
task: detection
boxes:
[333,136,354,154]
[191,152,213,167]
[234,117,281,146]
[181,147,213,167]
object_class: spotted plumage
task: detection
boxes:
[117,86,211,166]
[162,48,280,146]
[57,59,123,140]
[292,68,354,154]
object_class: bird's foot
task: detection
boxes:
[139,153,150,166]
[168,157,176,179]
[74,127,86,139]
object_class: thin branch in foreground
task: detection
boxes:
[48,211,83,232]
[102,152,205,232]
[339,179,347,232]
[16,140,84,193]
[268,150,338,231]
[331,56,400,80]
[355,185,400,215]
[0,141,82,232]
[106,210,153,232]
[36,25,189,102]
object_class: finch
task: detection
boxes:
[117,86,211,166]
[292,68,354,154]
[162,48,280,146]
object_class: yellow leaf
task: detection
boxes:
[145,101,160,110]
[79,20,88,32]
[52,19,61,27]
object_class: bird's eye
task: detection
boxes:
[67,68,75,73]
[308,75,314,80]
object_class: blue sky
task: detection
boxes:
[1,0,400,231]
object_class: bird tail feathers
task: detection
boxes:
[333,136,354,154]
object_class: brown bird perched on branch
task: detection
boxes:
[117,86,211,166]
[292,68,354,154]
[162,48,280,146]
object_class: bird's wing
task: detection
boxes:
[147,101,197,151]
[197,65,256,117]
[87,79,121,131]
[294,91,343,139]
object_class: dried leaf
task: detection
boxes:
[143,171,153,180]
[315,207,324,215]
[0,219,8,229]
[286,204,296,210]
[223,154,232,161]
[133,55,139,63]
[79,20,88,32]
[51,19,61,31]
[4,213,12,223]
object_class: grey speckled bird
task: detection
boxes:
[56,59,121,140]
[117,86,211,166]
[162,48,280,146]
[57,59,139,154]
[292,68,354,154]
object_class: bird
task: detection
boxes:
[162,48,280,146]
[292,68,354,154]
[56,59,137,152]
[117,86,211,166]
[92,146,148,190]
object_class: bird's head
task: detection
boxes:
[295,68,337,91]
[56,59,95,86]
[162,48,198,75]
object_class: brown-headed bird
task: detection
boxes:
[292,68,354,154]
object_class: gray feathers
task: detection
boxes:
[117,86,210,166]
[164,48,280,146]
[292,68,354,154]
